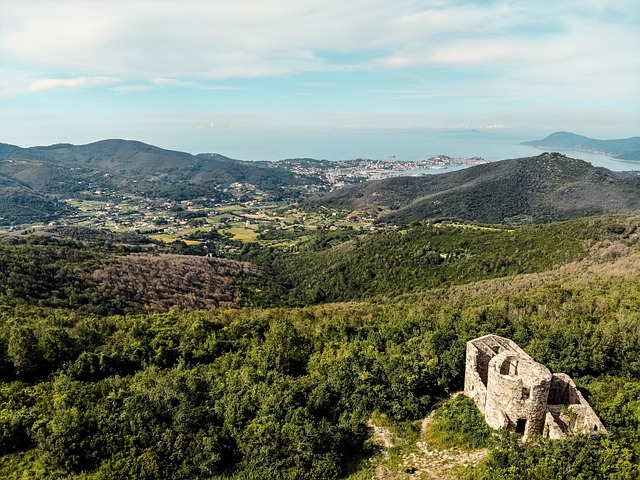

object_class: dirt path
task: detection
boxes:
[371,395,489,480]
[399,443,488,480]
[368,420,397,449]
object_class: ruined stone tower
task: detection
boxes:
[464,334,605,439]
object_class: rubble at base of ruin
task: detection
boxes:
[464,334,606,440]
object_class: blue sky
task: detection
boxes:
[1,0,638,158]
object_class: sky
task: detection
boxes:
[1,0,639,159]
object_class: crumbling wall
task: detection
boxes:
[548,374,606,435]
[464,334,606,440]
[464,334,525,415]
[464,342,489,412]
[485,352,551,437]
[544,410,566,439]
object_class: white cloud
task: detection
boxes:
[150,78,185,87]
[2,0,387,79]
[1,0,638,83]
[0,0,638,137]
[0,3,535,75]
[28,76,117,92]
[110,85,155,93]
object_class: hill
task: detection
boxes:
[0,140,313,192]
[521,132,640,160]
[0,140,318,224]
[266,215,638,304]
[0,230,277,314]
[312,153,640,224]
[1,215,640,479]
[0,175,73,224]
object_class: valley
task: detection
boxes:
[0,140,491,249]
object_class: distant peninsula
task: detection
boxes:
[521,132,640,161]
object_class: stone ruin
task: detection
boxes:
[464,334,605,439]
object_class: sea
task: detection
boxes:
[197,129,638,172]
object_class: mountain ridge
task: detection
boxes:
[313,152,640,224]
[0,139,318,224]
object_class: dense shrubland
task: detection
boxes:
[1,267,640,477]
[1,215,640,478]
[0,234,275,314]
[266,216,637,304]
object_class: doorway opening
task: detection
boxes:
[515,418,527,435]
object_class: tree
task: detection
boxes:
[7,325,41,377]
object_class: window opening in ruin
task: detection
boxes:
[476,350,491,387]
[515,418,527,435]
[593,425,598,432]
[521,387,530,401]
[500,359,518,376]
[500,361,508,375]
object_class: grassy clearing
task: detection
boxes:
[438,222,510,232]
[223,227,259,242]
[64,199,105,209]
[423,396,492,451]
[216,205,249,212]
[149,233,177,243]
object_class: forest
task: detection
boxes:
[0,215,640,478]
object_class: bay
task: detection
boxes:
[200,129,637,172]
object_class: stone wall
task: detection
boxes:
[464,334,606,440]
[464,334,525,416]
[485,352,551,437]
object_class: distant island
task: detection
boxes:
[521,131,640,161]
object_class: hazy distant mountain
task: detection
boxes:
[521,132,640,160]
[313,153,640,224]
[0,140,318,224]
[0,140,314,193]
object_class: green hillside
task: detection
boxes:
[1,216,640,478]
[265,216,635,304]
[313,153,640,224]
[0,140,319,225]
[0,175,74,225]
